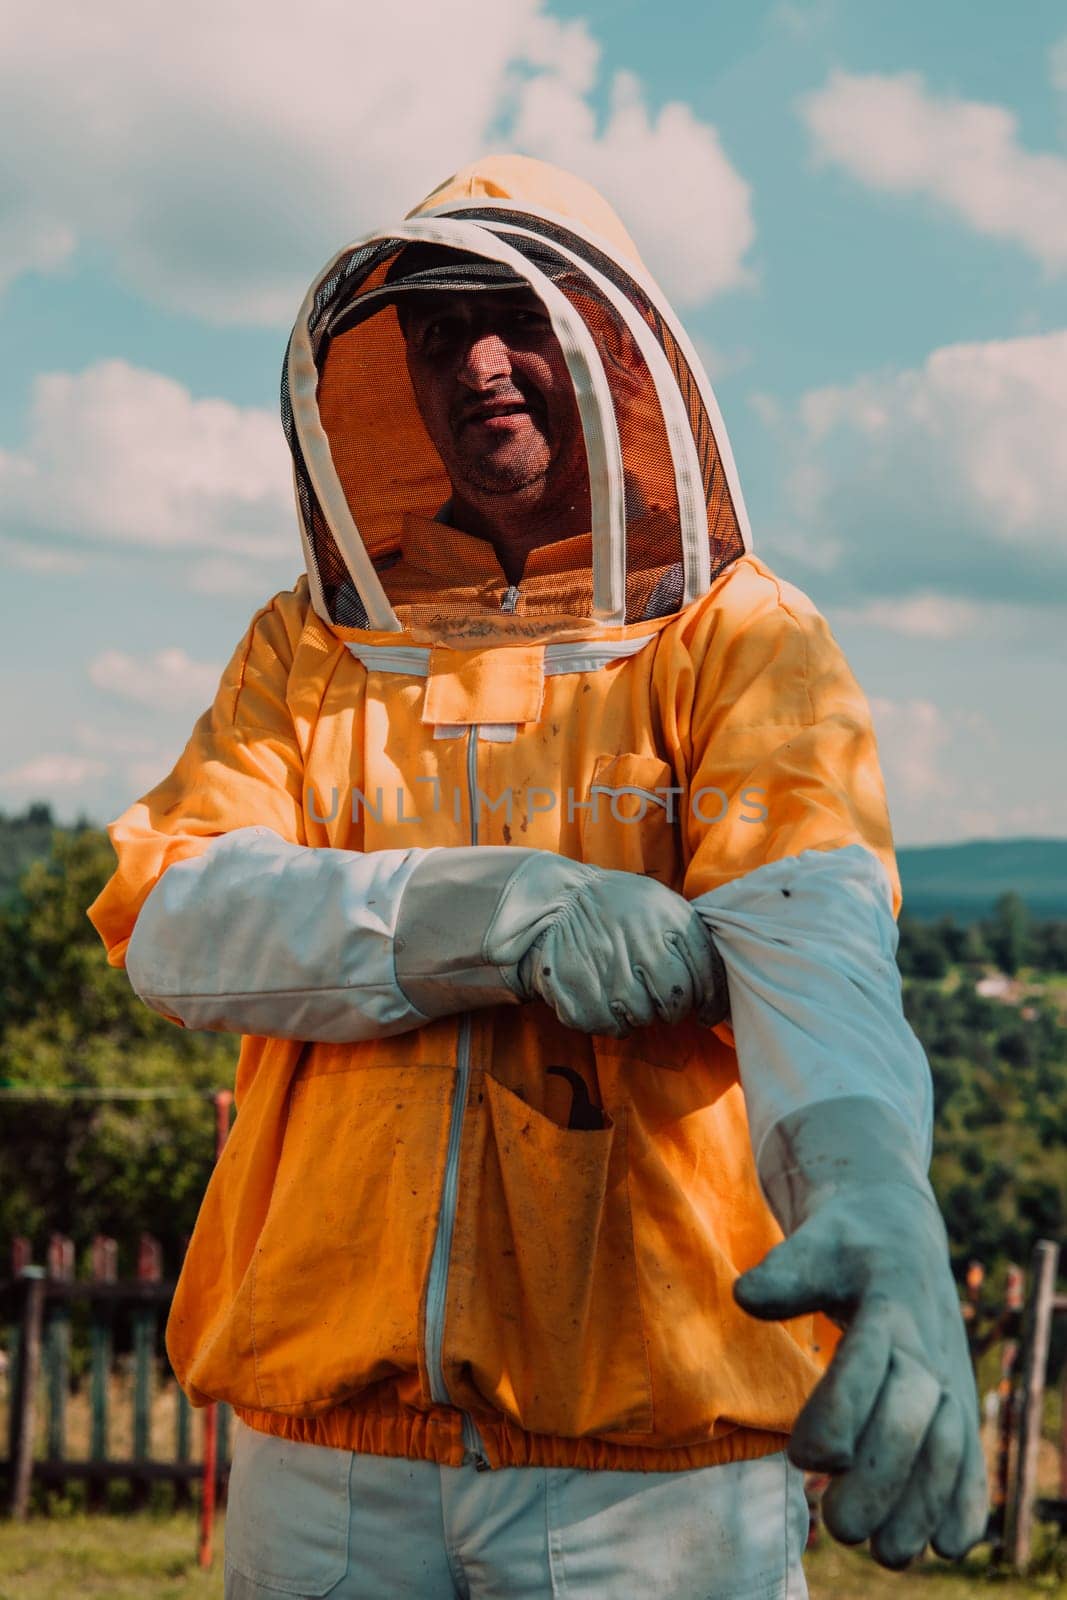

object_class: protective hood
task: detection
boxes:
[282,154,751,639]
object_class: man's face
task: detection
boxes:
[402,289,587,517]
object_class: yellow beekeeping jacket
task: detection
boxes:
[90,155,900,1472]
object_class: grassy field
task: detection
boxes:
[0,1382,1062,1598]
[0,1514,1064,1600]
[1,1379,1060,1596]
[0,1512,224,1600]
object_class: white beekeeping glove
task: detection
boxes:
[399,848,727,1037]
[734,1097,988,1569]
[692,847,987,1568]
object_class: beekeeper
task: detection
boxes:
[90,155,987,1599]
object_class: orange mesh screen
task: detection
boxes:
[285,228,745,633]
[450,210,747,574]
[318,304,450,561]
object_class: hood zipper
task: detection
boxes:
[422,725,491,1470]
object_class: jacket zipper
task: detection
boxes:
[422,725,490,1468]
[500,584,520,614]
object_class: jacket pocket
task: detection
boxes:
[445,1073,653,1439]
[244,1064,454,1411]
[580,753,680,885]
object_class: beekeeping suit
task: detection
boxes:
[89,156,986,1595]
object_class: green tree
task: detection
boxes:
[0,803,65,909]
[897,917,949,979]
[997,1026,1033,1069]
[961,923,990,966]
[986,891,1031,976]
[0,827,236,1270]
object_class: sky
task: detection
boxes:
[1,0,1065,846]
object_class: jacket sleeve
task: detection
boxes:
[655,559,932,1201]
[88,592,531,1042]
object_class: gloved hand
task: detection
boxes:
[499,857,727,1036]
[734,1098,988,1570]
[395,846,728,1036]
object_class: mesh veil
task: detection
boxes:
[282,217,746,635]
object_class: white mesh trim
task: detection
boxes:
[431,722,517,741]
[480,219,710,605]
[289,246,401,633]
[347,644,431,676]
[544,636,651,674]
[423,197,754,559]
[346,637,652,677]
[292,460,328,624]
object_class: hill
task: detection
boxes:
[4,807,1066,921]
[898,839,1067,921]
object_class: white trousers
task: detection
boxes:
[224,1423,809,1599]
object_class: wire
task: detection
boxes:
[0,1085,225,1101]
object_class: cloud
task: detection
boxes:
[874,718,1064,845]
[508,57,755,305]
[89,648,222,712]
[0,744,175,819]
[957,798,1065,839]
[0,535,87,575]
[870,697,951,804]
[72,723,160,757]
[865,697,1004,845]
[187,554,297,597]
[0,209,75,296]
[766,329,1067,606]
[0,755,106,789]
[692,337,752,383]
[1052,35,1067,97]
[0,360,292,558]
[126,757,177,796]
[799,70,1067,272]
[832,593,980,639]
[772,0,839,36]
[0,0,754,324]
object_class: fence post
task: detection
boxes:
[89,1236,118,1509]
[173,1235,192,1508]
[6,1239,33,1470]
[1007,1240,1060,1572]
[44,1234,74,1466]
[991,1263,1024,1558]
[131,1234,162,1508]
[9,1267,46,1520]
[963,1259,984,1364]
[198,1089,233,1570]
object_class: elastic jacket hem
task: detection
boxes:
[231,1401,791,1473]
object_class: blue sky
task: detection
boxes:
[1,0,1064,844]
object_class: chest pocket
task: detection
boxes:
[580,753,681,887]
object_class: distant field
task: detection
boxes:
[0,1514,1063,1600]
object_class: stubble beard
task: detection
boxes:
[456,438,552,500]
[448,408,556,502]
